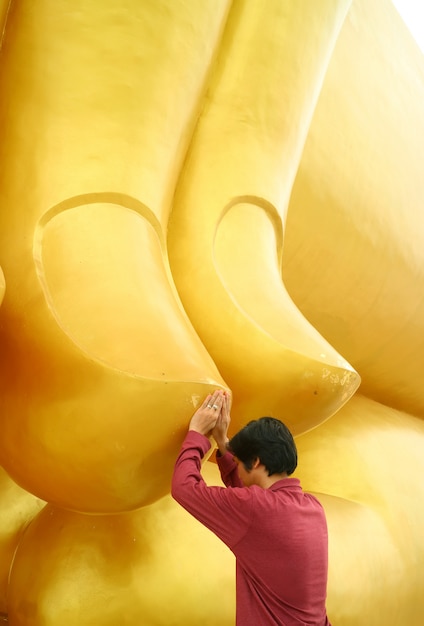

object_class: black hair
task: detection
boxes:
[228,417,297,476]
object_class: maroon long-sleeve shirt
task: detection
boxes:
[171,431,331,626]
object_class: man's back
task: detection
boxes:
[228,477,331,625]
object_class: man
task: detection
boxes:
[171,390,332,626]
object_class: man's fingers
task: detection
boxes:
[202,394,213,409]
[208,390,223,412]
[197,390,228,414]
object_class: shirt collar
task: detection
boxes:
[268,477,301,491]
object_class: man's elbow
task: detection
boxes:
[172,475,197,511]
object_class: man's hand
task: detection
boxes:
[189,390,225,436]
[212,392,231,455]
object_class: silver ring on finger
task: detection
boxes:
[206,404,212,408]
[212,404,219,410]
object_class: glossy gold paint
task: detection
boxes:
[0,469,44,614]
[0,0,423,624]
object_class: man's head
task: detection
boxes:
[228,417,297,477]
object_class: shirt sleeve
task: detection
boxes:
[171,431,253,549]
[217,450,243,488]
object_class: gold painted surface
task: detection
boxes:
[296,394,424,625]
[0,0,230,513]
[282,0,424,418]
[0,0,10,44]
[7,464,235,626]
[0,0,423,624]
[0,469,45,614]
[168,0,360,435]
[0,267,4,307]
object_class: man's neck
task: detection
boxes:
[257,469,288,489]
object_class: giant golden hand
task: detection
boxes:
[0,0,423,625]
[0,0,360,517]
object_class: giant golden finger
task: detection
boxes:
[283,0,424,418]
[168,0,360,436]
[0,0,231,513]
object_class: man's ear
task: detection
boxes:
[252,457,261,469]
